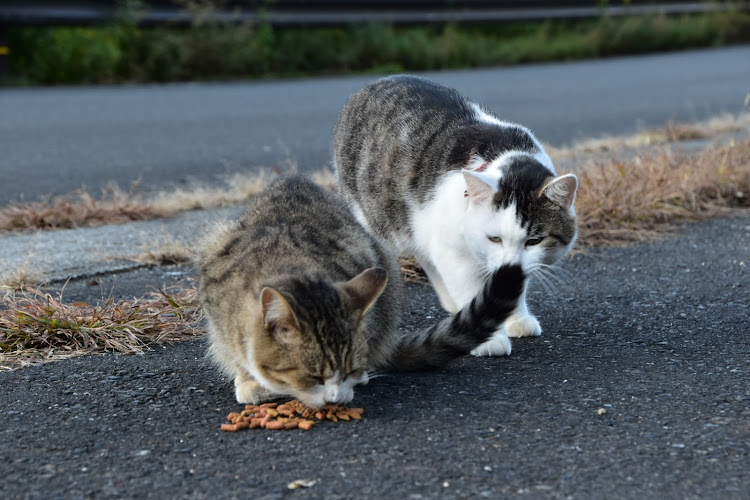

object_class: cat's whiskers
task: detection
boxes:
[531,271,558,295]
[363,371,390,381]
[526,263,572,295]
[478,262,495,282]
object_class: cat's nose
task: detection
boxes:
[324,385,353,404]
[324,386,342,403]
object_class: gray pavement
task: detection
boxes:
[0,48,749,498]
[0,206,240,284]
[1,45,749,204]
[0,210,748,499]
[0,127,748,498]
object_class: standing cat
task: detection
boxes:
[197,175,526,409]
[334,75,577,358]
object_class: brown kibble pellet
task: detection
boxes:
[220,399,363,432]
[297,420,315,431]
[260,414,272,427]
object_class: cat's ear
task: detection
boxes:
[260,287,301,343]
[541,174,578,209]
[339,267,388,318]
[462,169,496,204]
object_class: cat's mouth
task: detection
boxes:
[296,380,358,410]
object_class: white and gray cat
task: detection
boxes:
[334,75,578,357]
[197,175,526,409]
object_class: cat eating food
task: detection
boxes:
[334,75,578,357]
[197,175,526,409]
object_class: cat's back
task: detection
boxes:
[334,76,478,164]
[199,176,388,284]
[339,75,474,125]
[239,174,353,235]
[197,175,404,365]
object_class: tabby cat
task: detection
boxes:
[197,175,526,408]
[334,75,577,358]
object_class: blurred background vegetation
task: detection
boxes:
[4,1,750,85]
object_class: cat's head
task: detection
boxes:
[251,267,388,409]
[461,154,578,274]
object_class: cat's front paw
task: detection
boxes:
[235,379,270,404]
[505,315,542,338]
[471,331,512,357]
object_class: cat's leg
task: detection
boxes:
[426,249,483,313]
[432,255,528,356]
[234,369,272,404]
[504,282,542,338]
[415,253,459,314]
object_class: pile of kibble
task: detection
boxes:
[221,400,364,431]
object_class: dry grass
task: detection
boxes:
[0,284,202,370]
[0,185,175,232]
[0,169,339,233]
[0,248,44,290]
[399,256,429,284]
[124,235,195,266]
[549,112,750,157]
[148,171,274,213]
[576,139,750,246]
[0,268,45,292]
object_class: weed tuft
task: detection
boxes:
[0,185,174,232]
[0,284,202,369]
[576,140,750,246]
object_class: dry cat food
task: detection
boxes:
[220,400,364,432]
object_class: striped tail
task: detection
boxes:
[392,264,525,370]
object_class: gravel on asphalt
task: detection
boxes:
[1,213,748,499]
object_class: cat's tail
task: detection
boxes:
[391,264,525,370]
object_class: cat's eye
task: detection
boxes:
[346,369,365,379]
[525,238,544,247]
[310,376,325,385]
[487,235,502,244]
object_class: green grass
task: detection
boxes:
[5,9,750,85]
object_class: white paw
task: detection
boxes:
[471,332,512,357]
[234,380,270,404]
[505,315,542,338]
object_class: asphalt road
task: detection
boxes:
[1,45,749,204]
[1,48,749,498]
[1,213,748,499]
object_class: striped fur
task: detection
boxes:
[197,175,527,407]
[392,264,525,370]
[334,75,577,354]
